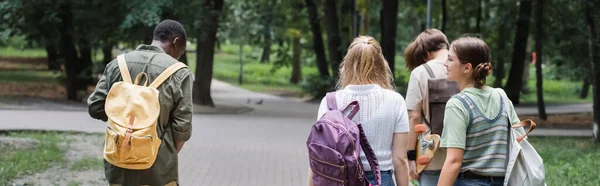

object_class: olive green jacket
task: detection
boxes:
[87,44,193,186]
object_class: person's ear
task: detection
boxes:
[172,37,179,48]
[463,63,472,74]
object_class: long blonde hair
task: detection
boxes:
[337,36,395,90]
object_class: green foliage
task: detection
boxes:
[0,131,65,185]
[300,74,336,98]
[528,137,600,186]
[70,157,103,171]
[0,45,46,58]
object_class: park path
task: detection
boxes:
[0,79,593,185]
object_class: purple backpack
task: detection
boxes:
[307,92,381,186]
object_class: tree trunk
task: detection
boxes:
[58,3,79,101]
[260,2,274,63]
[493,0,508,87]
[44,38,60,71]
[476,0,482,33]
[305,0,330,78]
[340,0,353,53]
[102,42,113,66]
[581,76,591,99]
[504,0,532,105]
[535,0,546,120]
[323,0,343,80]
[260,35,271,63]
[361,6,370,35]
[192,0,224,107]
[380,0,398,76]
[78,38,93,87]
[586,0,600,142]
[441,0,447,33]
[290,37,302,84]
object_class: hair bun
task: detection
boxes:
[476,62,492,77]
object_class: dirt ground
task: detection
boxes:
[8,133,105,186]
[519,112,594,129]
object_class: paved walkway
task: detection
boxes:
[0,79,594,185]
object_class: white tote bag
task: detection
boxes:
[503,117,547,186]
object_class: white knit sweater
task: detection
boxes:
[317,84,409,171]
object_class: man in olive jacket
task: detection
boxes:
[87,19,193,186]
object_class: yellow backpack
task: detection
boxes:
[103,54,187,170]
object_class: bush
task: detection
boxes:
[300,74,336,98]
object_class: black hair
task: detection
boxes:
[153,19,187,42]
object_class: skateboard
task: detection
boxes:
[415,124,440,174]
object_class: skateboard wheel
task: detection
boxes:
[417,156,430,165]
[415,124,427,133]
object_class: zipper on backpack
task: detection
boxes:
[320,119,364,180]
[107,127,119,145]
[312,168,346,185]
[309,154,346,173]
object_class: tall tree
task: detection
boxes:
[380,0,398,76]
[340,0,353,52]
[193,0,224,107]
[476,0,482,33]
[535,0,547,120]
[290,34,302,84]
[441,0,447,33]
[492,0,512,87]
[586,0,600,142]
[323,0,343,79]
[505,0,532,104]
[58,2,80,101]
[260,0,275,63]
[305,0,329,78]
[580,76,591,99]
[44,38,60,70]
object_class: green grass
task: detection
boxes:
[187,44,320,97]
[70,157,103,171]
[0,70,61,83]
[0,47,47,58]
[528,137,600,185]
[0,131,65,185]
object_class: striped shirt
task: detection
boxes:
[441,87,514,177]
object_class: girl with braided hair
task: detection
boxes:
[438,36,526,186]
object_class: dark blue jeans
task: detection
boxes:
[453,177,504,186]
[365,170,395,186]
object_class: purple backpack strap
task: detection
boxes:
[358,124,381,186]
[327,93,360,120]
[326,92,338,110]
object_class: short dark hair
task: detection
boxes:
[403,29,449,71]
[153,19,187,42]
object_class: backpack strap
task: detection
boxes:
[423,63,436,79]
[325,92,338,110]
[149,62,188,89]
[117,54,132,84]
[421,63,436,126]
[358,124,381,186]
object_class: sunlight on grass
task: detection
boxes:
[0,47,47,58]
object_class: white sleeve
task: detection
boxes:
[316,97,329,121]
[395,95,410,133]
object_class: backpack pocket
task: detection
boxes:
[308,143,347,185]
[104,127,120,162]
[120,135,154,164]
